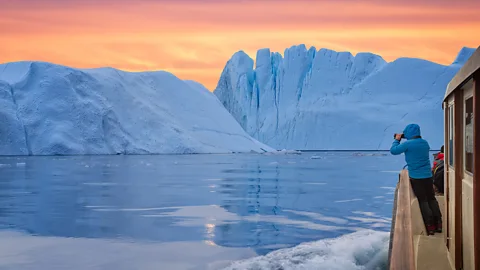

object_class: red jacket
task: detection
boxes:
[433,153,444,170]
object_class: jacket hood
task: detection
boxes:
[403,124,421,140]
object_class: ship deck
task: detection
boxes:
[413,196,452,270]
[389,170,454,270]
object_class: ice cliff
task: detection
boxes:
[0,62,271,155]
[214,45,475,150]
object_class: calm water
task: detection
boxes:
[0,152,405,269]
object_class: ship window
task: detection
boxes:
[448,105,454,166]
[465,97,473,173]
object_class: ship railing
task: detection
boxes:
[388,169,415,270]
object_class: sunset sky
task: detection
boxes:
[1,0,479,90]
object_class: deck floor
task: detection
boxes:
[415,233,451,270]
[413,196,453,270]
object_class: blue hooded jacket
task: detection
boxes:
[390,124,432,179]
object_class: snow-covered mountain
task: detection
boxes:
[0,62,272,155]
[214,46,476,150]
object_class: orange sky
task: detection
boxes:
[1,0,479,90]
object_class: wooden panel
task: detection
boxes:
[389,170,415,270]
[444,102,450,248]
[462,179,475,270]
[454,89,464,269]
[473,72,480,270]
[449,169,457,261]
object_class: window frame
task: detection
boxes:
[464,89,474,175]
[448,102,455,168]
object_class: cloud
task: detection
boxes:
[1,0,479,89]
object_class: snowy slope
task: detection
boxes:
[0,62,272,155]
[214,46,475,150]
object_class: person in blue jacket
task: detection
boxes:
[390,123,442,235]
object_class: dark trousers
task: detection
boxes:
[410,177,443,226]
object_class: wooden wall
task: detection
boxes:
[473,72,480,270]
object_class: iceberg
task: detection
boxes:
[214,45,475,150]
[0,62,272,155]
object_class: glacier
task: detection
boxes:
[214,45,476,150]
[0,62,272,155]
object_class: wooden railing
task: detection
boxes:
[388,169,415,270]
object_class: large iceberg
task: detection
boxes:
[0,62,272,155]
[214,45,475,150]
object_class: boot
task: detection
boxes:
[426,224,436,235]
[435,222,442,233]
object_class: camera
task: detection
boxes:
[393,133,405,139]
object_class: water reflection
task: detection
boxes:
[0,153,403,256]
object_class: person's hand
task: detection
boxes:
[395,134,403,141]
